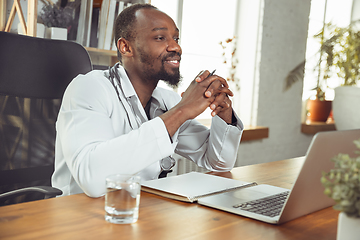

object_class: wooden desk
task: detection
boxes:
[0,157,338,240]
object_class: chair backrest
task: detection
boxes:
[0,32,92,205]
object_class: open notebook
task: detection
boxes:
[142,172,256,202]
[142,129,360,224]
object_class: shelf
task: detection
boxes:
[241,126,269,142]
[198,119,269,142]
[85,47,118,66]
[301,120,336,135]
[85,47,117,57]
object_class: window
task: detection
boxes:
[151,0,238,120]
[303,0,353,101]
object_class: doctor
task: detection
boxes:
[52,3,243,197]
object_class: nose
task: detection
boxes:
[167,39,182,54]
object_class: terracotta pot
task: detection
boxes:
[306,99,332,122]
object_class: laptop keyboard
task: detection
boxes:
[233,191,290,217]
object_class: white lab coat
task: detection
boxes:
[52,65,243,197]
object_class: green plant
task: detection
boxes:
[321,138,360,218]
[285,20,360,100]
[316,22,360,87]
[38,1,74,28]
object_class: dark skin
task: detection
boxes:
[117,8,234,137]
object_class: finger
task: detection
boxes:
[205,79,223,98]
[211,105,224,117]
[211,98,232,117]
[194,70,210,82]
[211,108,219,117]
[205,81,233,98]
[216,85,234,97]
[200,75,229,90]
[209,92,227,111]
[217,95,231,108]
[220,96,231,108]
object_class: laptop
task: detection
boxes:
[198,129,360,224]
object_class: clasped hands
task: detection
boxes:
[180,70,234,123]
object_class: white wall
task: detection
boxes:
[235,0,314,167]
[352,0,360,21]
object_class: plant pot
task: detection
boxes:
[306,99,332,122]
[18,23,46,38]
[333,86,360,130]
[337,212,360,240]
[45,27,67,40]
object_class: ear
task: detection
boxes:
[117,38,133,58]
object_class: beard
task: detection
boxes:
[138,48,182,88]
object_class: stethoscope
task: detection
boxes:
[108,63,144,129]
[107,64,175,173]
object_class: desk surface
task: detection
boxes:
[0,157,338,240]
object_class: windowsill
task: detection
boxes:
[198,119,269,142]
[241,126,269,142]
[301,119,336,135]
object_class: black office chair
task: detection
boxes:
[0,31,93,205]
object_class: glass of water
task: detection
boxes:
[105,174,141,224]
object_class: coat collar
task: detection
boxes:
[116,64,168,112]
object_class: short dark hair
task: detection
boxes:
[114,3,158,63]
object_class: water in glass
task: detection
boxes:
[105,176,141,224]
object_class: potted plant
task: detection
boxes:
[38,1,74,40]
[286,24,332,122]
[322,22,360,130]
[285,20,360,123]
[321,138,360,240]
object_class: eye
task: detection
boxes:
[174,37,180,43]
[155,36,165,41]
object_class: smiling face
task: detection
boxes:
[130,8,183,88]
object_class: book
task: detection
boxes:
[103,0,117,50]
[89,7,100,48]
[76,0,94,47]
[141,172,257,203]
[110,1,125,50]
[97,0,110,49]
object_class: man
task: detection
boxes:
[52,3,243,198]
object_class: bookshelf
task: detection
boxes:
[80,0,149,50]
[0,0,148,66]
[85,47,118,66]
[1,0,37,36]
[83,0,150,66]
[84,0,150,66]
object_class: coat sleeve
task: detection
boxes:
[175,113,243,172]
